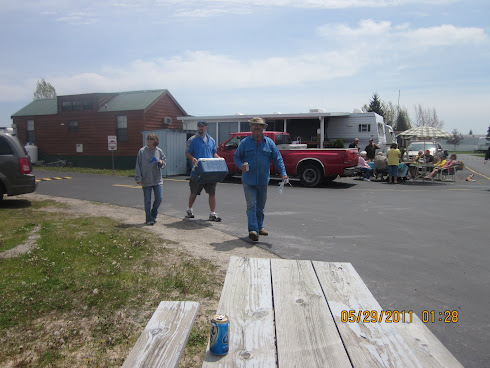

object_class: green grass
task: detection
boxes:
[34,166,135,177]
[0,199,220,367]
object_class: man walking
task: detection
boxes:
[185,120,222,221]
[135,133,166,225]
[364,139,380,161]
[234,117,288,241]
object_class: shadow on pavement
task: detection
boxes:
[164,218,213,229]
[209,237,274,253]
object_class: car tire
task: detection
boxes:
[0,185,4,201]
[299,164,323,187]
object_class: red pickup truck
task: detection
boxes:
[218,131,359,187]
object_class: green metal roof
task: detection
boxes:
[11,89,172,117]
[97,90,167,112]
[11,98,58,117]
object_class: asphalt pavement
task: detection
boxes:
[30,154,490,367]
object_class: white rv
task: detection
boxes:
[179,110,392,150]
[325,112,391,149]
[474,137,490,152]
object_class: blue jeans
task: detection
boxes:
[243,183,268,233]
[360,167,372,179]
[142,184,163,222]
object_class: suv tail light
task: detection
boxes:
[19,157,31,174]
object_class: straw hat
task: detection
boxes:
[248,117,267,126]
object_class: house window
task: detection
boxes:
[62,101,73,112]
[27,120,35,143]
[358,124,371,132]
[68,121,78,132]
[116,115,128,142]
[62,99,93,112]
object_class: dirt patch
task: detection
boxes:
[19,193,276,271]
[0,225,41,259]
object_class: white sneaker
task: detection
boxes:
[186,208,194,218]
[363,178,371,181]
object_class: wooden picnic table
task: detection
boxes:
[202,256,462,368]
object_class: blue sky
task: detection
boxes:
[1,0,489,134]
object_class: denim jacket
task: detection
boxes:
[234,135,286,185]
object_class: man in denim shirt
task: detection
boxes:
[234,117,288,241]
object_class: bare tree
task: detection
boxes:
[446,129,464,151]
[33,78,57,99]
[381,101,397,127]
[413,104,444,128]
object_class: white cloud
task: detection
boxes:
[317,19,488,52]
[56,11,98,24]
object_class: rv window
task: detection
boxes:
[359,124,371,132]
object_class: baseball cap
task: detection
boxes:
[197,120,208,126]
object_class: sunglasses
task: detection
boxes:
[147,137,155,140]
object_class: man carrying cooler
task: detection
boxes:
[185,120,222,221]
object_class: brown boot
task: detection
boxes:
[259,229,268,236]
[248,231,259,241]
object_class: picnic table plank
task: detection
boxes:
[202,256,276,367]
[313,261,423,368]
[271,259,352,368]
[395,314,463,368]
[122,300,199,368]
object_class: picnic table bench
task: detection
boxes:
[122,301,200,368]
[202,256,462,367]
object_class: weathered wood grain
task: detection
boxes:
[122,301,199,368]
[314,261,427,367]
[202,256,277,368]
[395,313,463,368]
[271,259,352,368]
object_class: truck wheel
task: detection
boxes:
[299,164,323,187]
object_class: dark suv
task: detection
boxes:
[0,133,36,200]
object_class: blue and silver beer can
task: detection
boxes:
[209,314,229,355]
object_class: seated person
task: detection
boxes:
[409,150,425,178]
[374,151,387,178]
[432,155,447,169]
[411,150,425,164]
[425,153,458,179]
[424,149,434,163]
[357,151,373,181]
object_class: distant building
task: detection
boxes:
[11,90,187,169]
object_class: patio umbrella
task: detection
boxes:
[397,126,452,140]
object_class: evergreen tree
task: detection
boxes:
[368,93,384,116]
[395,107,411,131]
[33,78,57,99]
